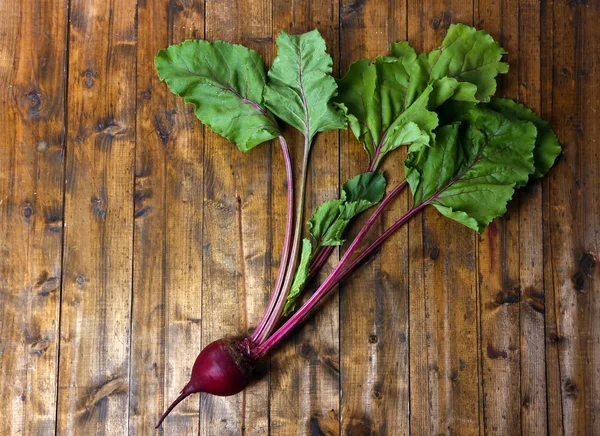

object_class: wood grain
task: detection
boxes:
[0,0,67,433]
[130,0,205,435]
[541,2,563,434]
[56,0,136,433]
[517,1,548,433]
[0,0,597,433]
[547,1,600,435]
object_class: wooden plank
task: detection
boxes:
[56,0,136,433]
[407,2,480,434]
[200,1,273,433]
[338,1,410,435]
[267,2,341,436]
[517,0,548,433]
[540,1,564,434]
[474,3,522,435]
[129,0,204,434]
[161,3,206,435]
[0,0,67,433]
[129,0,169,431]
[547,1,600,435]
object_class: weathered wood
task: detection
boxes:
[541,1,564,434]
[407,2,481,434]
[547,1,600,435]
[266,3,341,436]
[474,2,522,434]
[338,1,410,435]
[0,0,67,433]
[1,0,598,433]
[200,1,273,433]
[130,0,205,434]
[56,0,136,433]
[162,3,206,435]
[129,0,169,432]
[517,1,548,433]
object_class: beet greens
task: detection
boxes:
[153,23,561,427]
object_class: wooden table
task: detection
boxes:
[1,0,598,434]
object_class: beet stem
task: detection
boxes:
[252,180,416,358]
[306,151,409,281]
[256,134,312,343]
[251,136,295,343]
[307,245,333,281]
[155,382,197,429]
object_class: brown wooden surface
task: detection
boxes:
[0,0,598,434]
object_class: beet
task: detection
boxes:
[155,338,254,428]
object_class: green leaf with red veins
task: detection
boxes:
[155,40,280,152]
[335,53,438,168]
[405,106,537,233]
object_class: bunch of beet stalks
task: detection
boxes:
[155,138,412,428]
[152,24,561,428]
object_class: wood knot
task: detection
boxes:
[310,410,339,435]
[524,287,545,313]
[153,110,176,147]
[429,246,440,260]
[579,251,596,277]
[548,333,566,344]
[494,287,521,306]
[565,379,577,397]
[430,11,452,31]
[341,0,367,15]
[36,140,49,153]
[487,343,508,360]
[23,203,34,219]
[368,334,378,344]
[170,0,185,12]
[44,204,63,232]
[35,275,58,297]
[85,376,127,410]
[95,117,127,138]
[134,206,151,219]
[449,369,459,382]
[91,195,107,218]
[76,274,87,288]
[23,88,43,115]
[30,339,50,356]
[568,0,589,9]
[299,342,316,360]
[81,69,96,88]
[572,271,585,292]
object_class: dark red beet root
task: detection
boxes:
[155,338,254,428]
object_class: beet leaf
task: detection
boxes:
[405,106,537,233]
[486,98,562,179]
[155,40,280,151]
[264,29,346,141]
[335,53,437,169]
[426,23,509,104]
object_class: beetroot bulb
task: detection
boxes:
[155,338,254,429]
